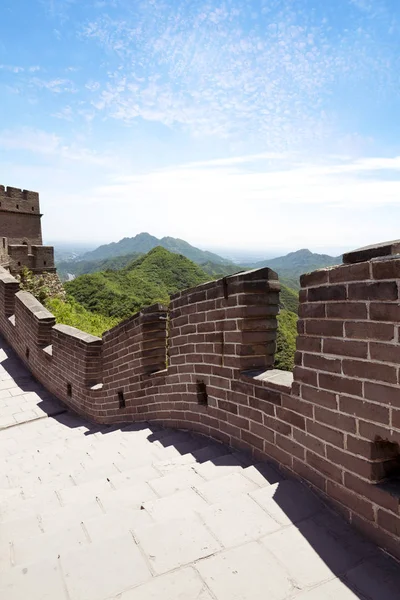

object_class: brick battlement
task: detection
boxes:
[0,185,40,213]
[1,241,400,560]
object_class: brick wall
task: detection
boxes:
[1,241,400,560]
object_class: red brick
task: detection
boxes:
[306,450,343,482]
[264,440,293,468]
[363,381,400,407]
[308,285,346,302]
[372,259,400,280]
[370,302,400,322]
[300,270,329,288]
[254,386,282,405]
[306,319,344,337]
[296,336,322,353]
[329,262,370,283]
[303,353,342,374]
[315,406,356,433]
[281,393,314,418]
[292,458,327,492]
[238,405,263,423]
[348,282,397,301]
[293,429,326,456]
[275,406,305,430]
[345,321,395,341]
[377,509,400,537]
[250,421,275,444]
[326,302,368,320]
[342,359,397,384]
[323,338,368,359]
[370,342,400,364]
[263,415,292,436]
[217,399,238,415]
[319,373,362,397]
[301,384,337,409]
[339,395,390,424]
[307,420,344,448]
[293,367,318,387]
[298,303,325,319]
[240,427,267,453]
[326,481,375,521]
[275,433,305,460]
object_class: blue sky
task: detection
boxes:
[0,0,399,254]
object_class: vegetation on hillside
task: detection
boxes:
[275,309,298,371]
[65,247,211,319]
[280,284,299,314]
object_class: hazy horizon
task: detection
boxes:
[2,0,400,250]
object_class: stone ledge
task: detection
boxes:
[343,240,400,264]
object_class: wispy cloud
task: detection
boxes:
[77,0,396,146]
[0,127,112,165]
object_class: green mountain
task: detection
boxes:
[80,232,233,265]
[253,249,341,290]
[65,247,212,319]
[280,285,299,314]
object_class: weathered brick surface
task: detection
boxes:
[1,244,400,561]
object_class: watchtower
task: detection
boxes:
[0,185,55,274]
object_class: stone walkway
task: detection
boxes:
[0,337,399,600]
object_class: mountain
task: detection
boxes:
[80,232,233,266]
[65,247,212,319]
[253,249,341,289]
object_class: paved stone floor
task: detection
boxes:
[1,336,400,599]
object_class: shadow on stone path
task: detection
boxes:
[0,335,399,600]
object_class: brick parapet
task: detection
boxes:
[1,245,400,560]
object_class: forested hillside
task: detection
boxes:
[65,247,211,319]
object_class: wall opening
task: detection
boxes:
[67,383,72,397]
[196,380,208,406]
[118,391,126,409]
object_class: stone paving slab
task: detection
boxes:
[1,334,400,600]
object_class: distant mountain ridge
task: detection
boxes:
[81,232,232,266]
[253,248,341,289]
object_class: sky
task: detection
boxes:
[0,0,400,255]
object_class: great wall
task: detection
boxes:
[1,185,400,566]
